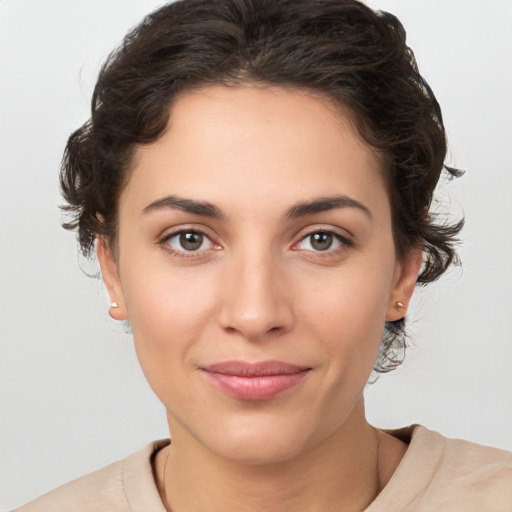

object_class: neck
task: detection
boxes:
[154,399,405,512]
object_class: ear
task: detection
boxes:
[386,247,423,322]
[96,236,128,320]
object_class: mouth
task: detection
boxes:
[200,360,312,401]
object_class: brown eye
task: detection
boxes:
[295,231,348,253]
[310,232,334,251]
[166,230,213,254]
[179,232,204,251]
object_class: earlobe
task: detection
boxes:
[386,248,423,322]
[96,237,128,320]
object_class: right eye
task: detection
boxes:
[164,230,214,255]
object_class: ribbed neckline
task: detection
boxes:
[123,439,170,512]
[364,425,445,512]
[120,426,443,512]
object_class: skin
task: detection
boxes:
[98,85,422,512]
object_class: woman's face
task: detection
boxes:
[99,85,420,463]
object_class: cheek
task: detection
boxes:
[120,261,220,387]
[298,263,393,340]
[294,255,396,379]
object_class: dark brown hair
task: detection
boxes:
[61,0,463,372]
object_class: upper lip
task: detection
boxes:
[201,360,311,377]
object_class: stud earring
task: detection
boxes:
[110,302,120,308]
[395,301,404,309]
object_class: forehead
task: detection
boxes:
[123,84,389,218]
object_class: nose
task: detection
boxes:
[217,251,295,341]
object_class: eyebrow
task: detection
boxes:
[142,195,224,219]
[284,195,373,220]
[142,194,372,221]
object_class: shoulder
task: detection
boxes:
[410,424,512,475]
[369,425,512,512]
[417,426,512,509]
[15,440,169,512]
[15,459,126,512]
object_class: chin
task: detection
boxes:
[190,409,325,466]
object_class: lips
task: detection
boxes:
[201,360,311,401]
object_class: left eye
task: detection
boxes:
[296,232,343,252]
[166,231,213,252]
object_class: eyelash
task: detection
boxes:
[160,228,217,259]
[293,230,353,257]
[159,228,353,259]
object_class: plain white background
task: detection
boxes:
[1,0,511,509]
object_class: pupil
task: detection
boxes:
[311,232,332,251]
[180,232,203,251]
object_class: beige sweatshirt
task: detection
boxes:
[15,426,512,512]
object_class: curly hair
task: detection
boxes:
[60,0,463,372]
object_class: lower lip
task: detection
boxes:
[203,371,310,401]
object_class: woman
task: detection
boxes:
[14,0,511,510]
